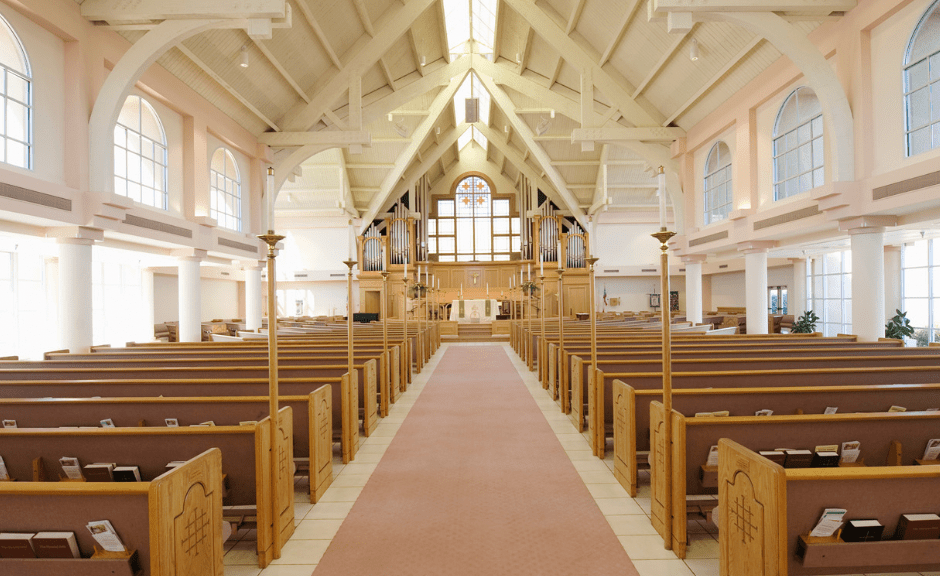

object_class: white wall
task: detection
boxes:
[596,275,686,314]
[593,220,664,268]
[152,273,240,322]
[280,226,350,274]
[708,266,793,310]
[277,280,352,317]
[153,273,178,323]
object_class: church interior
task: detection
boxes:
[1,0,940,575]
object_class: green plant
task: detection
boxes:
[791,310,819,333]
[915,328,930,347]
[885,309,916,341]
[520,281,539,296]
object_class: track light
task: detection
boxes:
[689,38,700,62]
[515,52,521,64]
[420,55,426,66]
[388,113,394,122]
[550,109,555,119]
[239,45,249,68]
[535,116,551,136]
[504,125,509,133]
[435,126,441,135]
[395,120,409,137]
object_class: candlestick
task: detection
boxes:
[347,219,355,261]
[266,167,275,231]
[528,263,531,282]
[657,166,666,229]
[540,252,544,276]
[557,240,564,270]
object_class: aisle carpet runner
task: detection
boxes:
[312,345,640,576]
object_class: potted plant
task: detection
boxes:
[407,282,427,298]
[791,310,819,334]
[884,309,916,341]
[520,280,539,296]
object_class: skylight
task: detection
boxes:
[442,0,497,59]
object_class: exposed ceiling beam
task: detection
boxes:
[352,0,375,36]
[435,0,452,64]
[599,0,643,66]
[81,0,287,20]
[663,35,762,126]
[253,39,311,103]
[360,70,469,230]
[281,0,435,131]
[384,125,467,210]
[379,58,398,91]
[518,26,535,73]
[566,0,587,34]
[650,0,855,12]
[292,0,342,68]
[588,144,609,212]
[346,163,396,169]
[176,45,280,131]
[257,129,371,146]
[324,109,347,130]
[408,29,426,76]
[334,149,358,216]
[631,28,690,99]
[570,126,685,143]
[480,74,587,228]
[548,56,563,88]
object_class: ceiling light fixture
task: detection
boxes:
[535,116,551,136]
[504,125,509,133]
[515,52,521,64]
[239,45,249,68]
[420,55,426,66]
[550,109,555,119]
[435,127,441,135]
[689,38,700,62]
[388,113,394,122]
[395,120,409,138]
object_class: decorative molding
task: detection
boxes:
[123,214,193,238]
[0,182,71,211]
[753,205,820,230]
[689,230,728,247]
[873,169,940,201]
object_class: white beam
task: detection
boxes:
[359,70,469,230]
[379,58,398,91]
[600,0,643,66]
[588,144,610,213]
[258,130,371,147]
[381,124,468,214]
[571,126,685,143]
[352,0,375,36]
[253,38,310,103]
[479,74,587,228]
[518,26,535,73]
[651,0,856,12]
[293,0,342,68]
[408,29,425,76]
[566,0,587,34]
[632,29,689,98]
[580,68,594,152]
[81,0,286,20]
[282,0,435,131]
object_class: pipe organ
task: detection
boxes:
[389,202,411,266]
[361,223,384,272]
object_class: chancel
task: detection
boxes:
[2,0,940,575]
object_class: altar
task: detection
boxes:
[449,299,500,323]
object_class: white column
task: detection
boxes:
[683,256,704,325]
[245,263,263,331]
[884,245,902,321]
[850,228,886,341]
[745,249,769,334]
[141,269,155,342]
[178,256,203,342]
[790,258,807,319]
[57,239,94,353]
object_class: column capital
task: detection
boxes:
[737,240,776,254]
[47,226,103,244]
[838,215,896,234]
[681,254,707,264]
[172,248,208,261]
[884,244,903,253]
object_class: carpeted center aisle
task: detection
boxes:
[311,345,640,576]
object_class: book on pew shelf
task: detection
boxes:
[100,418,115,428]
[0,533,36,558]
[112,466,141,482]
[59,457,83,480]
[32,532,80,559]
[0,456,8,480]
[164,418,179,427]
[783,449,814,468]
[888,405,907,413]
[86,521,125,553]
[706,445,719,467]
[1,419,15,428]
[83,463,115,482]
[758,450,786,466]
[239,420,258,426]
[841,519,884,542]
[811,451,840,467]
[926,408,939,412]
[840,441,861,464]
[824,407,838,414]
[923,439,940,461]
[809,508,846,538]
[895,513,940,540]
[755,409,773,416]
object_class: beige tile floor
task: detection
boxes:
[223,343,934,576]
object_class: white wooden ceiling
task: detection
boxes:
[80,0,842,224]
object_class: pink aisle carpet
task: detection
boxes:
[311,345,640,576]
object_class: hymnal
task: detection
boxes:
[0,533,36,558]
[1,419,15,428]
[840,441,861,464]
[923,438,940,461]
[755,409,773,416]
[758,450,786,466]
[239,420,258,426]
[32,532,80,559]
[706,445,719,467]
[888,405,907,413]
[200,421,216,426]
[840,519,884,542]
[824,407,838,414]
[809,508,846,537]
[86,520,125,553]
[0,455,8,480]
[59,456,83,480]
[100,418,115,428]
[896,513,940,540]
[811,451,840,467]
[113,466,141,482]
[83,463,114,482]
[165,418,179,427]
[783,449,813,468]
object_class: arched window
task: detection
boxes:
[773,87,824,200]
[114,95,168,209]
[0,14,31,169]
[703,141,732,225]
[428,174,520,262]
[904,0,940,156]
[209,148,241,230]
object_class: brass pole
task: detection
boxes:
[556,267,565,405]
[539,274,546,388]
[381,271,389,355]
[652,227,677,550]
[402,275,410,380]
[258,229,284,554]
[521,270,527,364]
[527,267,534,371]
[344,260,356,378]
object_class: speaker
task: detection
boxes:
[465,98,479,123]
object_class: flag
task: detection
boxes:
[603,285,608,306]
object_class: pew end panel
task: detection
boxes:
[379,351,389,418]
[649,401,687,558]
[362,359,378,437]
[309,386,333,503]
[612,380,637,497]
[717,439,787,576]
[390,345,402,403]
[273,407,296,552]
[570,356,584,433]
[594,368,606,459]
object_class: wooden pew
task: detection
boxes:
[590,364,940,458]
[651,405,940,558]
[0,448,224,576]
[611,380,940,497]
[0,387,335,503]
[719,439,940,576]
